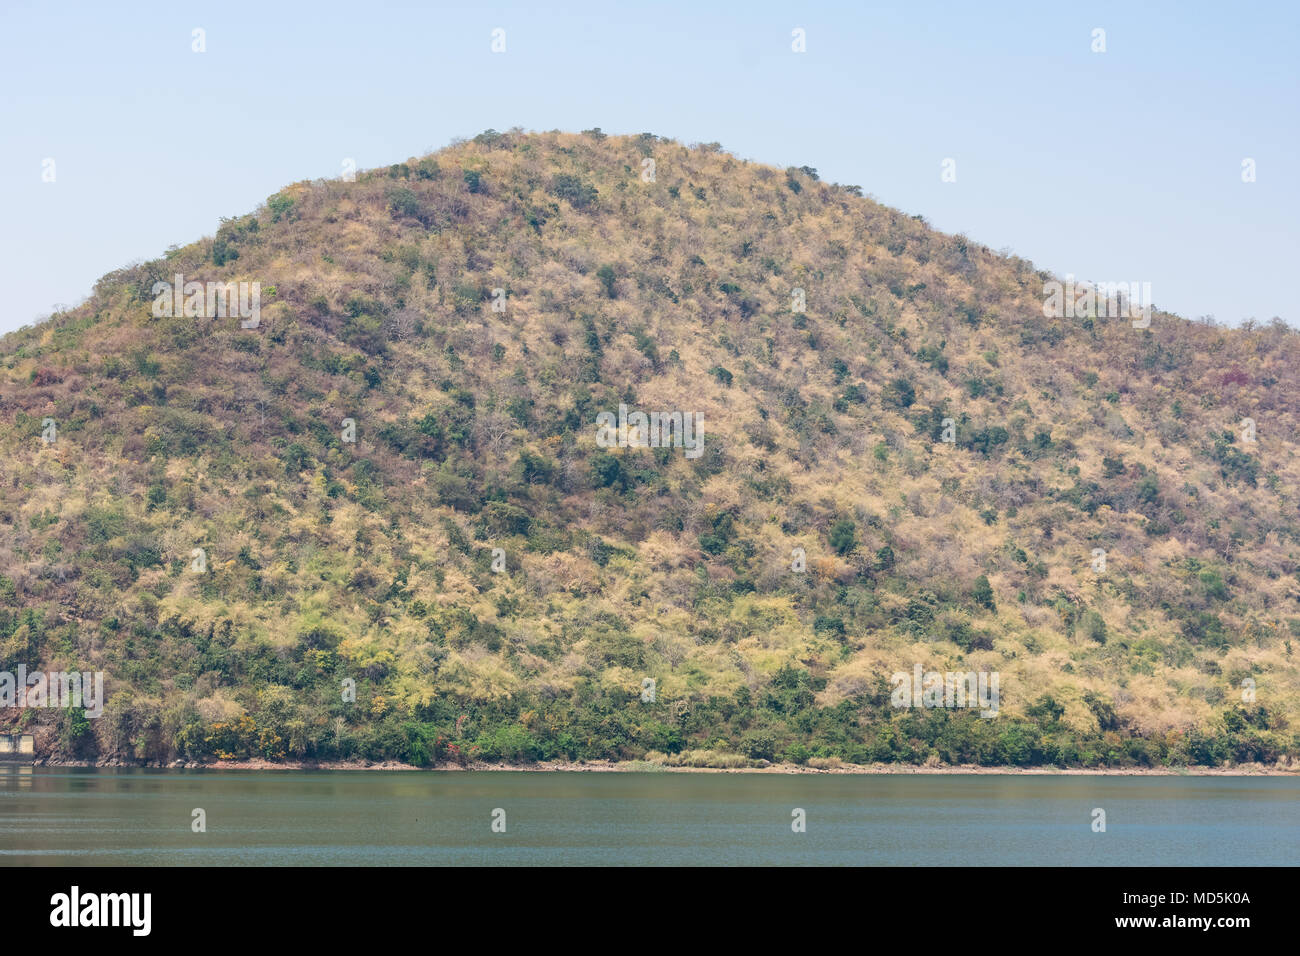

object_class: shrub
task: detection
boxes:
[482,501,532,536]
[514,451,555,485]
[343,312,386,353]
[783,742,812,764]
[813,616,846,637]
[884,377,916,409]
[916,344,948,374]
[1079,609,1107,643]
[550,173,597,208]
[1200,570,1229,602]
[386,186,422,221]
[474,724,540,762]
[741,730,777,761]
[59,707,95,757]
[266,193,294,222]
[590,452,626,490]
[283,443,312,474]
[1026,695,1065,725]
[829,519,856,555]
[596,264,617,298]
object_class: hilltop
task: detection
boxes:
[2,129,1297,769]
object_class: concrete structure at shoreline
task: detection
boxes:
[0,733,35,760]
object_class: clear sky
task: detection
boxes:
[2,0,1296,334]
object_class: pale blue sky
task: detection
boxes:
[2,0,1296,334]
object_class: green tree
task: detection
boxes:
[884,377,916,409]
[829,519,857,555]
[596,264,617,298]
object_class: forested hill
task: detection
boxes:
[2,129,1297,769]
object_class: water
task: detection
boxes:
[1,767,1296,865]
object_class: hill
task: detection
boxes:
[2,128,1297,769]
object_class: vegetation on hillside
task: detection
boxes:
[2,129,1297,768]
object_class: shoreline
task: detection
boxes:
[25,758,1298,776]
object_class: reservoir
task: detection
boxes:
[1,768,1295,866]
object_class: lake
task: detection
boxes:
[1,767,1296,865]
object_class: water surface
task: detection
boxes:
[1,767,1295,865]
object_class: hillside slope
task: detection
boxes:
[2,129,1297,768]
